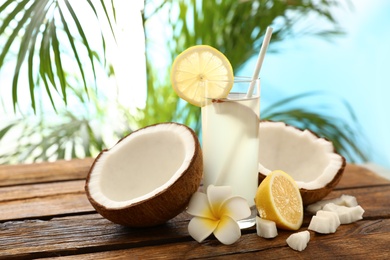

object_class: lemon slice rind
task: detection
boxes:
[171,45,234,107]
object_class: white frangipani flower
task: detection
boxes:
[186,185,251,245]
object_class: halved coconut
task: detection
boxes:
[258,121,346,205]
[85,122,203,227]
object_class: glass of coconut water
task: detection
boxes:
[201,76,260,228]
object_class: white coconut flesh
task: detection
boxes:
[258,121,344,190]
[87,123,196,209]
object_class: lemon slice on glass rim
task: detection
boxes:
[170,45,234,107]
[255,170,304,230]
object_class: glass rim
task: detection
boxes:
[204,76,260,83]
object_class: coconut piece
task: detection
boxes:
[286,230,310,251]
[322,203,365,224]
[85,122,203,227]
[316,210,340,230]
[258,121,346,205]
[340,194,358,207]
[306,194,358,214]
[306,197,343,214]
[308,210,340,234]
[256,216,278,238]
[308,215,335,234]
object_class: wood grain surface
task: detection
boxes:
[0,159,389,259]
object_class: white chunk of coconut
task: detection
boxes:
[256,217,278,239]
[340,194,358,207]
[306,194,358,214]
[286,230,310,251]
[308,215,337,234]
[322,203,365,224]
[316,210,340,231]
[306,197,343,214]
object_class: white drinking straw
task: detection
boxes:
[246,26,273,97]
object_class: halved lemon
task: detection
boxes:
[170,45,234,107]
[255,170,303,230]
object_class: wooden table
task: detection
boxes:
[0,159,389,259]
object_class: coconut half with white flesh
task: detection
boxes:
[85,122,203,227]
[258,121,346,205]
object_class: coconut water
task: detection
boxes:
[201,93,260,206]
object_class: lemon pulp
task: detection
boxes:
[255,170,303,230]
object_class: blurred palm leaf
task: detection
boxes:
[0,114,100,164]
[163,0,346,70]
[0,0,115,112]
[0,85,128,164]
[261,92,369,162]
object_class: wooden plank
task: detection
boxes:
[0,160,388,188]
[336,164,390,189]
[0,192,94,222]
[26,218,390,259]
[46,233,390,260]
[0,179,91,221]
[0,162,385,209]
[0,158,94,186]
[0,180,84,202]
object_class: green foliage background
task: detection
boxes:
[0,0,367,164]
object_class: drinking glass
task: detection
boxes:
[201,76,260,228]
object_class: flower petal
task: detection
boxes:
[207,185,232,216]
[220,196,251,221]
[188,217,219,243]
[187,192,216,219]
[213,215,241,245]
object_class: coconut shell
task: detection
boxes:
[258,156,345,206]
[258,120,347,206]
[85,123,203,227]
[298,156,346,205]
